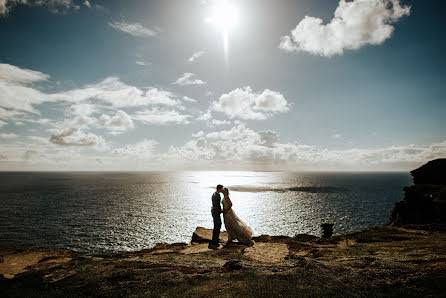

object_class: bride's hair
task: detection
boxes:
[223,187,229,195]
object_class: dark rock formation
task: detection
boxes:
[411,158,446,185]
[390,159,446,226]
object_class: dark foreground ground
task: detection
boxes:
[1,225,446,297]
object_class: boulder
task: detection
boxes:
[191,227,228,243]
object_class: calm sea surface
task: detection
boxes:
[0,171,411,253]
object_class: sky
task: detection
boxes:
[0,0,445,171]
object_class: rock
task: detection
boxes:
[411,159,446,185]
[191,227,228,243]
[390,184,446,226]
[223,260,244,271]
[390,159,446,226]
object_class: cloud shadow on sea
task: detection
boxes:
[224,185,349,194]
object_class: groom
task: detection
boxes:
[209,184,224,249]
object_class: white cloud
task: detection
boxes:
[108,21,159,37]
[49,128,107,149]
[0,0,79,15]
[197,110,212,121]
[188,50,206,62]
[182,96,197,103]
[113,139,158,157]
[167,125,446,171]
[69,103,98,117]
[205,125,257,140]
[144,88,180,106]
[0,133,17,139]
[97,110,134,134]
[192,131,205,138]
[173,73,206,86]
[135,61,150,66]
[83,0,90,8]
[133,108,191,125]
[210,119,231,126]
[0,63,50,112]
[212,86,289,120]
[332,133,342,139]
[1,64,188,117]
[0,119,6,128]
[53,77,180,107]
[279,0,410,57]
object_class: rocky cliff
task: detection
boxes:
[390,159,446,226]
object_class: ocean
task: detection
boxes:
[0,171,411,253]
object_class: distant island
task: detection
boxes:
[1,160,446,297]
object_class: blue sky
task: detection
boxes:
[0,0,445,171]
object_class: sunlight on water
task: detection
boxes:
[0,171,411,253]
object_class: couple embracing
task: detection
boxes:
[209,184,254,249]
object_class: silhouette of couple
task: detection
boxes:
[209,184,254,249]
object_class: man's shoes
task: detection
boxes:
[208,242,220,250]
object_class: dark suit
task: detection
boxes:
[211,191,222,244]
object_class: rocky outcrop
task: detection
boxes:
[390,159,446,226]
[191,226,228,243]
[1,226,446,297]
[411,158,446,185]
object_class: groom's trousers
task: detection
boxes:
[211,212,222,244]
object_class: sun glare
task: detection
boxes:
[211,1,237,31]
[206,0,238,65]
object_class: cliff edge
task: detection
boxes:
[390,159,446,226]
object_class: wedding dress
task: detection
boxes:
[222,196,254,245]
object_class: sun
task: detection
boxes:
[206,0,238,64]
[210,0,238,31]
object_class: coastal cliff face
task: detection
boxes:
[390,159,446,226]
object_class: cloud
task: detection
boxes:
[0,63,50,112]
[197,110,212,121]
[173,73,206,86]
[192,131,204,138]
[53,77,180,107]
[135,61,150,66]
[108,21,159,37]
[0,119,6,128]
[212,86,290,120]
[49,128,107,148]
[0,133,17,139]
[188,50,206,62]
[279,0,410,57]
[168,125,446,171]
[205,125,257,140]
[1,64,188,117]
[113,139,158,157]
[332,133,342,139]
[133,108,191,125]
[69,103,98,117]
[0,0,80,15]
[182,96,197,103]
[97,110,134,134]
[210,119,231,126]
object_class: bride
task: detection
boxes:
[222,188,254,246]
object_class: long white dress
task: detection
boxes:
[222,196,254,244]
